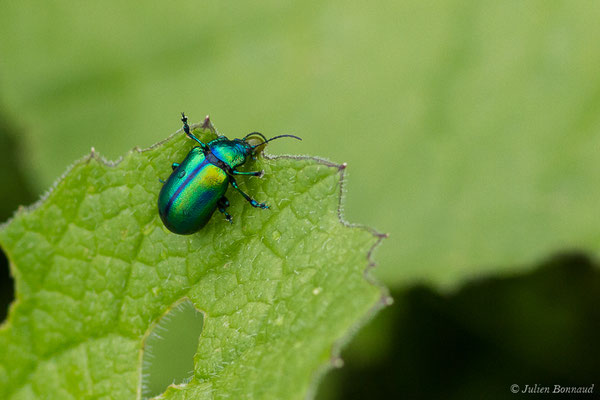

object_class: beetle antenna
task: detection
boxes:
[250,134,302,148]
[243,132,268,143]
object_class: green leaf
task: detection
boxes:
[0,121,386,399]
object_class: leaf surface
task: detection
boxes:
[0,123,385,399]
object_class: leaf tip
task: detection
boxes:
[330,356,344,368]
[381,295,394,306]
[201,115,212,130]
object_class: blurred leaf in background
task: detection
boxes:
[2,1,600,288]
[1,0,600,398]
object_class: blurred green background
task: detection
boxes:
[1,0,599,399]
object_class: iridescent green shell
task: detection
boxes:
[158,147,229,234]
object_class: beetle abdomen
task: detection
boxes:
[158,154,229,234]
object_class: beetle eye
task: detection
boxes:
[243,135,266,149]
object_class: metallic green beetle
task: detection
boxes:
[158,113,301,234]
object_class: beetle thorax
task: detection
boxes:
[208,138,251,169]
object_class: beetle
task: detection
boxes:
[158,113,301,234]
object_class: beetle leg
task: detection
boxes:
[233,170,264,177]
[229,177,269,209]
[181,112,208,151]
[217,196,233,224]
[171,162,180,171]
